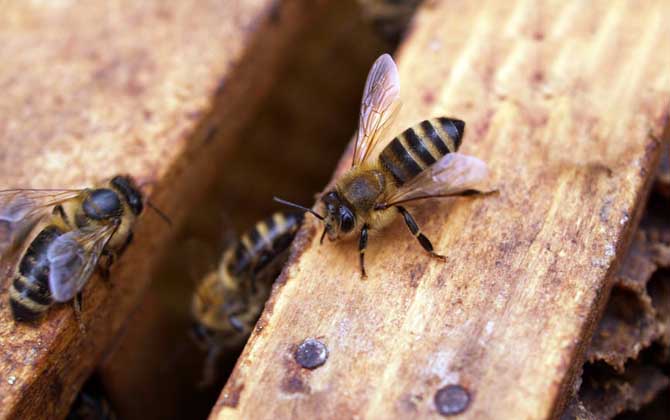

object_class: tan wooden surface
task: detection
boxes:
[0,1,324,418]
[97,2,387,418]
[213,1,670,419]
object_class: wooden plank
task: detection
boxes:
[96,2,388,418]
[212,0,670,419]
[0,1,325,418]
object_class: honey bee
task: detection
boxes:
[191,211,303,385]
[0,175,158,323]
[275,54,492,278]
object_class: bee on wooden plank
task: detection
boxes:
[275,54,492,278]
[0,175,166,323]
[191,211,303,385]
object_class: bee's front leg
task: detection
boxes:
[199,345,223,388]
[73,292,86,333]
[359,224,370,279]
[396,206,446,261]
[98,250,116,283]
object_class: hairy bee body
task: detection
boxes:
[8,224,65,320]
[192,211,303,343]
[274,54,490,278]
[327,117,464,240]
[379,118,463,187]
[191,212,303,384]
[7,176,143,322]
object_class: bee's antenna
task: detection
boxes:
[146,200,173,226]
[273,197,325,221]
[133,178,172,226]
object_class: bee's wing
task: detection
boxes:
[381,153,490,207]
[0,189,83,255]
[46,224,116,302]
[352,53,401,167]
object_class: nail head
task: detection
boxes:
[434,384,470,416]
[294,338,328,369]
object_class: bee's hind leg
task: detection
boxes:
[359,224,370,279]
[396,206,446,262]
[199,345,223,388]
[97,252,114,284]
[98,232,133,283]
[73,292,86,333]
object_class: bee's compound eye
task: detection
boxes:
[339,206,355,233]
[83,189,122,220]
[111,176,144,215]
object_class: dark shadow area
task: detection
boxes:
[95,1,397,418]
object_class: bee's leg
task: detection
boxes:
[74,291,83,312]
[98,251,115,283]
[199,345,223,388]
[456,189,498,197]
[116,231,134,257]
[397,206,446,261]
[359,224,370,279]
[73,292,86,333]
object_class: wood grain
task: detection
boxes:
[213,1,670,419]
[0,1,324,418]
[97,2,387,418]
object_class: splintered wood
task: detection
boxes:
[214,1,670,420]
[0,1,324,418]
[561,186,670,419]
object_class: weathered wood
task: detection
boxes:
[0,1,325,418]
[96,2,388,418]
[213,1,670,419]
[562,183,670,419]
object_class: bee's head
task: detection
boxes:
[321,190,355,241]
[111,175,144,216]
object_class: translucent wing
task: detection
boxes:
[47,224,116,302]
[352,53,401,167]
[0,189,83,255]
[382,153,490,207]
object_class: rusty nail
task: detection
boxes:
[294,338,328,369]
[434,384,470,416]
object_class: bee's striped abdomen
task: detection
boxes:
[9,225,64,321]
[378,117,464,186]
[227,212,304,277]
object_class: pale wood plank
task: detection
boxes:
[213,1,670,419]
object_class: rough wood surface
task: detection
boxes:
[97,2,387,418]
[213,1,670,419]
[0,1,323,418]
[561,187,670,420]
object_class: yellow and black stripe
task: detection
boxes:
[378,117,464,186]
[9,225,64,321]
[227,212,303,277]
